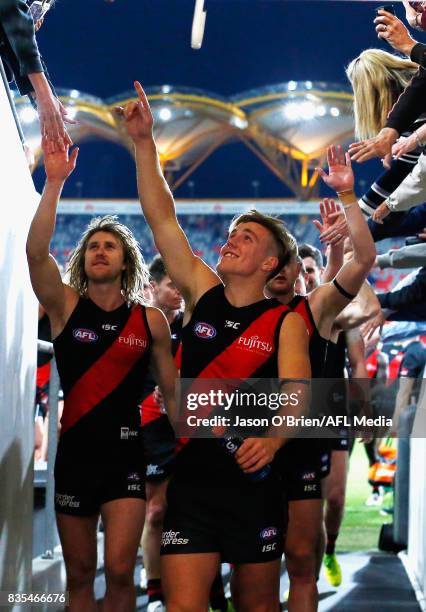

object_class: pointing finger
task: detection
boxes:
[134,81,150,109]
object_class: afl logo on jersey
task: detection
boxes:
[260,527,277,541]
[194,322,217,340]
[73,328,98,343]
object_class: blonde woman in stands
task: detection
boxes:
[346,48,426,220]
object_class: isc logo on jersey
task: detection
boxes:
[194,322,217,340]
[102,324,118,331]
[73,328,98,343]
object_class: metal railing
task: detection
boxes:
[36,339,60,560]
[0,57,25,143]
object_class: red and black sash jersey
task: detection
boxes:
[175,284,290,483]
[289,295,328,378]
[181,284,289,380]
[54,297,151,453]
[141,311,183,426]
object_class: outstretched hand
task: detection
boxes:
[42,137,79,183]
[36,93,75,154]
[115,81,154,142]
[313,198,348,245]
[349,128,398,166]
[313,198,344,235]
[317,145,355,193]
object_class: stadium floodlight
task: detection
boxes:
[283,101,317,121]
[191,0,207,49]
[159,107,172,121]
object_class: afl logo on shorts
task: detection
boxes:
[73,328,98,342]
[260,527,277,541]
[194,322,217,340]
[302,471,316,481]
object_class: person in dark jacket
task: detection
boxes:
[0,0,74,151]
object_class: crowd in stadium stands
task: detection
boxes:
[51,212,410,291]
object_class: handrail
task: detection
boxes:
[0,56,25,143]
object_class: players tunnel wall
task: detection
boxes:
[0,61,39,606]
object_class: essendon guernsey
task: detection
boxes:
[53,298,151,453]
[176,284,289,482]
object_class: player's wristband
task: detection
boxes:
[337,190,357,207]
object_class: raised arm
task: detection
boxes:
[146,307,178,426]
[26,139,78,326]
[312,198,345,282]
[118,82,219,311]
[314,146,376,325]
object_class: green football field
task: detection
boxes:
[338,442,392,552]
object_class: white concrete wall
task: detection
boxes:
[408,400,426,606]
[0,75,39,603]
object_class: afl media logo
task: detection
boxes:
[73,328,98,343]
[194,322,217,340]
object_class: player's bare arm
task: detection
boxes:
[146,307,179,425]
[26,138,79,336]
[312,146,375,334]
[117,82,219,313]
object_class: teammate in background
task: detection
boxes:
[294,256,308,295]
[344,328,379,506]
[119,81,310,612]
[299,236,375,590]
[34,304,52,464]
[140,256,183,612]
[26,140,177,612]
[266,191,375,610]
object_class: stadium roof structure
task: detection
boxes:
[232,81,355,198]
[16,81,354,199]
